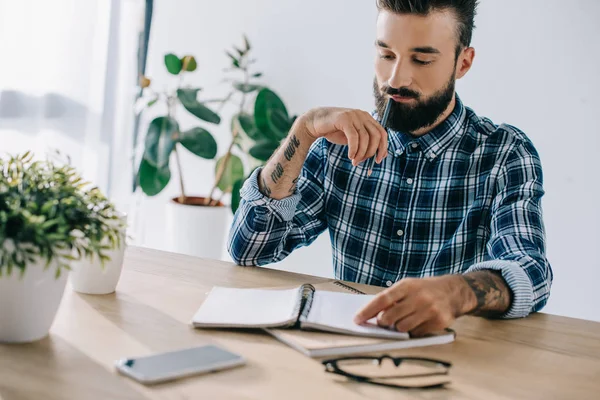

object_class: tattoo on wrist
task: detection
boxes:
[260,176,272,197]
[462,271,512,318]
[284,135,301,161]
[270,163,284,183]
[289,177,299,193]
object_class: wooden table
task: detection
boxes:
[1,247,599,400]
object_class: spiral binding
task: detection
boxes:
[332,281,366,295]
[290,283,316,327]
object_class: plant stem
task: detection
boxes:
[204,124,239,206]
[174,145,186,204]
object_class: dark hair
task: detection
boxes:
[377,0,478,56]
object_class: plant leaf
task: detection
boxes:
[178,127,218,159]
[243,35,251,51]
[176,88,201,103]
[181,55,197,72]
[138,158,171,196]
[267,108,292,140]
[252,72,263,78]
[233,113,262,141]
[215,154,244,193]
[143,116,178,168]
[249,140,280,162]
[254,88,289,141]
[233,82,261,93]
[177,89,221,124]
[231,178,244,214]
[164,53,182,75]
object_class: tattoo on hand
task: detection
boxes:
[261,176,272,197]
[284,135,301,161]
[462,271,512,318]
[270,163,284,183]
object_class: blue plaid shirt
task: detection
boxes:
[227,95,552,318]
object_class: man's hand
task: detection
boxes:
[258,107,389,200]
[353,271,513,337]
[302,107,389,166]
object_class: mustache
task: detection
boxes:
[382,85,420,99]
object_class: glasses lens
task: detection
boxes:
[333,357,450,388]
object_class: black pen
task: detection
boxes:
[366,98,393,177]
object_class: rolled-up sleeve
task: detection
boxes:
[227,138,328,266]
[466,140,553,318]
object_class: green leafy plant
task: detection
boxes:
[136,54,221,203]
[135,36,296,212]
[0,152,127,278]
[211,36,297,213]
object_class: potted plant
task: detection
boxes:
[135,36,295,259]
[0,152,126,343]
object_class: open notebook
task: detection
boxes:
[192,283,455,357]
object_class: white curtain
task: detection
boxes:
[0,0,144,210]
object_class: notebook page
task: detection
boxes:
[301,290,410,339]
[192,286,301,328]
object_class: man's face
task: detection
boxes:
[374,9,469,134]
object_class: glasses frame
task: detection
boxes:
[322,355,452,390]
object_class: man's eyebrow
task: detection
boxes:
[410,46,441,54]
[375,41,441,55]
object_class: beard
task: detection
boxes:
[373,74,456,134]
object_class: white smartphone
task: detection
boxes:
[115,345,246,384]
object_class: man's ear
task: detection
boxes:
[456,47,475,80]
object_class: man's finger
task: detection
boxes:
[354,288,406,324]
[340,118,359,160]
[351,117,369,165]
[394,312,429,334]
[376,300,416,328]
[362,123,381,163]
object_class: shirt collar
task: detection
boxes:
[380,94,467,162]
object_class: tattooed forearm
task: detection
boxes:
[284,135,301,161]
[462,270,512,318]
[270,163,284,183]
[260,175,272,197]
[288,177,299,193]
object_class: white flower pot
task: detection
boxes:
[165,197,231,260]
[0,259,68,343]
[70,214,127,295]
[69,243,126,295]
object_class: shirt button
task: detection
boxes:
[395,149,403,156]
[411,142,419,149]
[386,280,393,287]
[396,229,404,237]
[406,178,414,185]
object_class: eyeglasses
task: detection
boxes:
[322,355,452,389]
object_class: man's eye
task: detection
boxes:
[379,54,394,60]
[414,59,433,65]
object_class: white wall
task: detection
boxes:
[140,0,600,321]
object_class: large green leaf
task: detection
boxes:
[233,82,261,93]
[177,88,201,103]
[143,116,178,168]
[177,89,221,124]
[254,88,289,141]
[249,140,279,162]
[267,108,292,139]
[233,113,263,141]
[178,127,218,159]
[231,178,244,214]
[215,154,244,193]
[164,54,182,75]
[138,158,171,196]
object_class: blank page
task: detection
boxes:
[301,290,410,340]
[192,286,301,328]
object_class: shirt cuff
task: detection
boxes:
[465,260,534,319]
[240,167,302,222]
